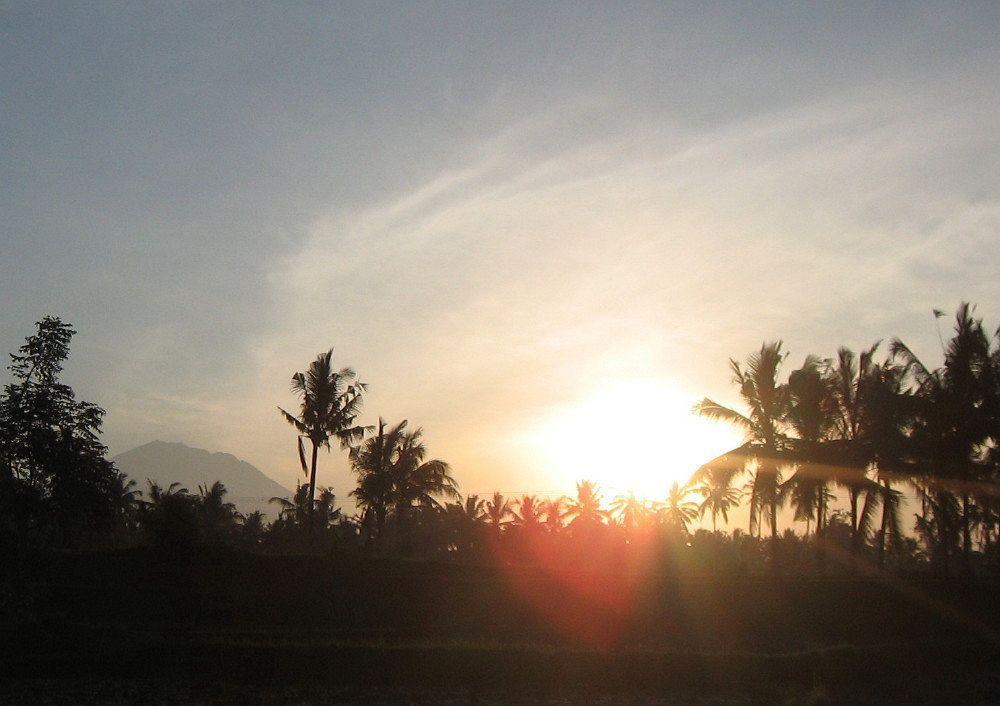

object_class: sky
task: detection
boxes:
[2,3,999,505]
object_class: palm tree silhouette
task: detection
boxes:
[690,467,742,532]
[279,349,368,511]
[350,418,457,541]
[782,356,837,554]
[485,491,513,535]
[610,493,653,534]
[197,480,238,537]
[564,480,608,529]
[512,495,544,530]
[110,471,140,529]
[541,497,567,533]
[695,342,789,552]
[827,344,886,557]
[893,303,997,571]
[659,481,698,536]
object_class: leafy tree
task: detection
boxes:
[0,317,118,541]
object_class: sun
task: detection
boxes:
[524,378,742,501]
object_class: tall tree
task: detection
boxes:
[695,342,789,552]
[564,480,608,530]
[279,349,368,510]
[783,355,837,557]
[892,304,997,571]
[0,317,118,540]
[350,419,457,542]
[484,491,513,535]
[659,481,698,536]
[690,466,742,533]
[827,344,886,557]
[512,495,544,530]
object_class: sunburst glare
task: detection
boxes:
[525,378,743,500]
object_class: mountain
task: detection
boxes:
[113,441,292,517]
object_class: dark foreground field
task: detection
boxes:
[4,549,1000,703]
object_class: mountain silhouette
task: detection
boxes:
[113,441,292,517]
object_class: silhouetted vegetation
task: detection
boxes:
[2,306,999,700]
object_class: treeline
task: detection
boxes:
[1,304,998,577]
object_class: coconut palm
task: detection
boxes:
[695,341,789,549]
[240,510,267,545]
[564,480,608,529]
[541,497,567,533]
[109,471,140,529]
[827,344,888,556]
[141,481,198,548]
[512,495,544,530]
[783,356,837,550]
[659,481,698,536]
[271,483,314,527]
[443,494,486,555]
[610,493,652,533]
[197,480,238,537]
[350,419,457,541]
[690,467,742,532]
[279,349,368,510]
[892,303,997,570]
[484,491,513,534]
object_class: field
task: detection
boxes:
[4,549,1000,703]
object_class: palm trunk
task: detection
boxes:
[816,484,826,568]
[962,493,972,573]
[770,496,779,570]
[877,480,889,569]
[849,487,859,555]
[308,441,319,511]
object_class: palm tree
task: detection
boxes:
[240,510,267,545]
[783,356,837,553]
[695,341,789,551]
[541,497,567,533]
[564,480,608,530]
[827,344,887,557]
[109,471,140,530]
[892,303,996,571]
[444,494,486,555]
[271,483,341,534]
[610,493,652,533]
[271,483,314,527]
[197,480,238,537]
[512,495,544,530]
[141,481,198,548]
[350,419,457,541]
[484,491,513,534]
[659,481,698,536]
[279,349,368,511]
[690,467,742,532]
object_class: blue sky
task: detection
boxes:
[2,2,998,498]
